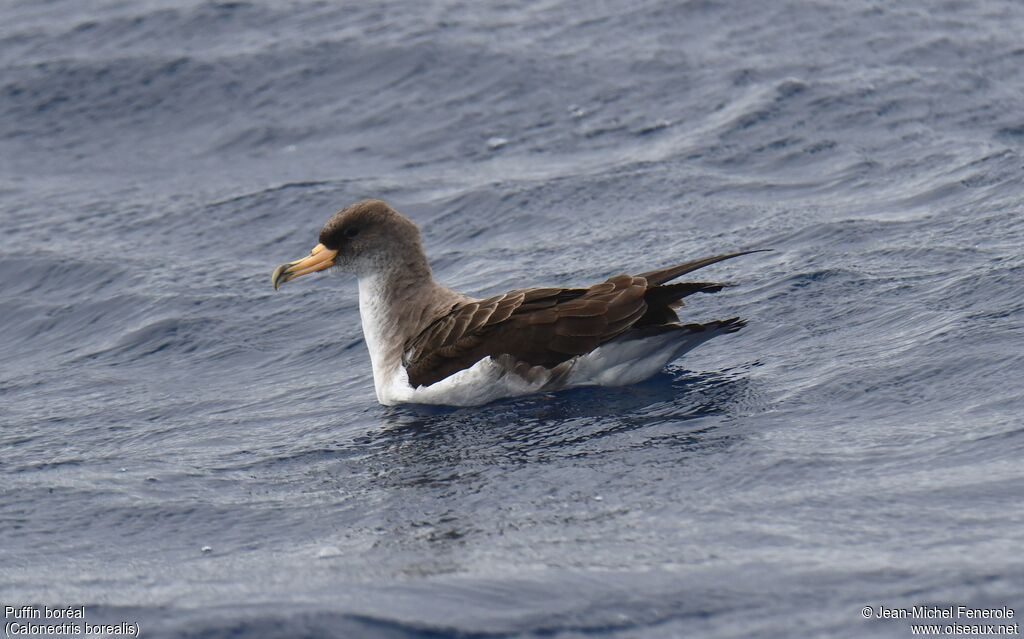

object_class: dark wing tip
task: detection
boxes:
[638,248,772,286]
[717,317,747,333]
[680,317,747,334]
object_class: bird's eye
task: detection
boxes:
[343,227,360,239]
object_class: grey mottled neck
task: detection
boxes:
[357,266,468,378]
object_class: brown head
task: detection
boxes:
[271,199,430,289]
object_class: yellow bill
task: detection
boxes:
[271,243,338,290]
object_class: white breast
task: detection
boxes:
[357,275,405,404]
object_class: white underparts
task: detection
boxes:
[383,330,720,406]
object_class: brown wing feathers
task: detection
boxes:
[636,281,733,326]
[404,251,759,388]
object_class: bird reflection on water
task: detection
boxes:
[323,366,763,574]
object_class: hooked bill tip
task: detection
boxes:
[271,264,290,291]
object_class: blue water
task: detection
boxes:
[2,1,1023,637]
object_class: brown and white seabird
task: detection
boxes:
[272,199,763,406]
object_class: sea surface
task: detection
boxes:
[2,1,1023,637]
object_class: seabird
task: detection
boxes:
[272,199,763,406]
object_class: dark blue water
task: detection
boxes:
[3,1,1023,637]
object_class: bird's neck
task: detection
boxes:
[356,266,465,397]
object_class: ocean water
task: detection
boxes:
[2,0,1023,637]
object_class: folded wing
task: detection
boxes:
[403,251,760,388]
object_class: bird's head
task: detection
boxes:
[272,199,425,289]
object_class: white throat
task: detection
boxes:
[357,274,407,402]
